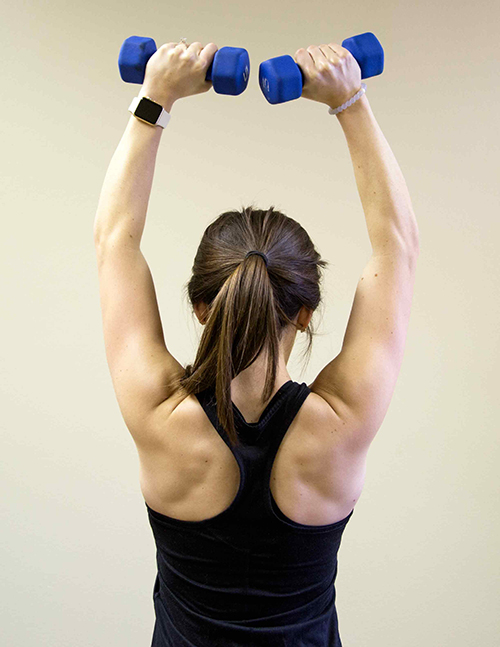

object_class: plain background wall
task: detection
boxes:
[2,0,499,645]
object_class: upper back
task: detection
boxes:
[139,380,366,527]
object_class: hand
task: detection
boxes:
[139,41,219,111]
[294,43,362,109]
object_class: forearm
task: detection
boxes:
[93,114,164,248]
[336,94,420,255]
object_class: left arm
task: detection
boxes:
[93,41,217,444]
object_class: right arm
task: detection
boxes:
[310,92,420,452]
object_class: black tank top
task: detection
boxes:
[145,379,354,646]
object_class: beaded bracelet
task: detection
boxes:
[328,83,367,116]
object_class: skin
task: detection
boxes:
[193,302,313,394]
[137,41,220,113]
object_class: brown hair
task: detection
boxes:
[171,204,329,448]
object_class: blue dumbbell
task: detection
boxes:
[259,32,384,105]
[118,36,250,96]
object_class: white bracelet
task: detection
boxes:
[328,83,367,116]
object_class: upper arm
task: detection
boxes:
[309,248,418,452]
[95,236,185,443]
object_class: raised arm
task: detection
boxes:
[336,93,419,253]
[296,43,420,452]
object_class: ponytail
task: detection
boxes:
[174,205,328,448]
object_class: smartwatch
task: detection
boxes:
[128,96,171,129]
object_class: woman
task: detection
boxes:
[94,39,419,646]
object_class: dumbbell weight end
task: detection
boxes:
[118,36,158,84]
[206,47,250,96]
[341,32,384,79]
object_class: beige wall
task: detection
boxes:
[2,0,499,644]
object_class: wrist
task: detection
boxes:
[335,93,370,123]
[138,87,176,114]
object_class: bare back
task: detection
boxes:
[137,383,367,526]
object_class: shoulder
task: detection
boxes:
[302,388,348,439]
[140,387,208,448]
[289,387,365,476]
[278,388,349,466]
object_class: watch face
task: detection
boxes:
[135,97,162,123]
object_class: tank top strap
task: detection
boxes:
[195,380,311,450]
[194,382,313,524]
[263,381,311,454]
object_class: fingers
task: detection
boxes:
[298,43,343,64]
[307,45,325,64]
[327,42,344,56]
[294,47,315,74]
[186,41,204,53]
[162,41,218,58]
[164,41,218,72]
[199,42,219,67]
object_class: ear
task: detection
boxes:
[193,302,209,325]
[298,306,314,331]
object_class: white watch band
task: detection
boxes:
[128,96,171,129]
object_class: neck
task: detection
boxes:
[231,328,296,396]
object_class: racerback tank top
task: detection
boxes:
[146,379,354,646]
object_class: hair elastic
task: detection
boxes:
[328,83,367,116]
[245,250,269,267]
